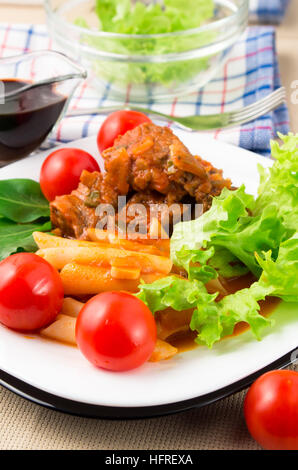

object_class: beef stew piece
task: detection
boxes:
[50,123,232,238]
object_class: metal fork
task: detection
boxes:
[67,87,286,132]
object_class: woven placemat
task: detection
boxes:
[2,365,297,450]
[0,384,259,450]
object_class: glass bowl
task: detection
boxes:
[45,0,249,102]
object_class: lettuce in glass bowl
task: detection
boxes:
[45,0,249,101]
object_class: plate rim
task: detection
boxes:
[0,349,295,420]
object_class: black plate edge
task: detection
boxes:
[0,348,296,420]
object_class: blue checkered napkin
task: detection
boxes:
[0,24,290,157]
[250,0,290,23]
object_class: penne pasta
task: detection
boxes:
[61,297,84,318]
[60,263,141,295]
[41,313,178,363]
[149,339,178,362]
[60,263,165,295]
[87,228,167,256]
[140,272,166,284]
[40,314,76,345]
[85,228,110,242]
[37,245,172,274]
[33,231,109,250]
[111,266,141,280]
[129,237,170,255]
[34,231,170,258]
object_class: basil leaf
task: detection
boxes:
[0,218,51,261]
[0,179,50,223]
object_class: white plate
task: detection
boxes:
[0,132,297,418]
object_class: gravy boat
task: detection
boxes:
[0,50,87,165]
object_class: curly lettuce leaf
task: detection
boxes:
[254,133,298,235]
[136,276,217,314]
[191,281,274,348]
[208,246,249,278]
[137,274,274,348]
[75,0,215,87]
[257,236,298,303]
[198,235,298,347]
[171,186,253,268]
[171,186,286,278]
[94,0,214,34]
[171,134,298,279]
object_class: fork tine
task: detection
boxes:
[66,87,287,132]
[231,98,284,122]
[237,87,286,112]
[233,90,285,117]
[233,90,286,119]
[232,88,286,120]
[232,94,285,120]
[230,102,284,125]
[231,92,286,123]
[230,100,285,125]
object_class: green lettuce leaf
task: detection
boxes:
[136,276,217,314]
[137,255,290,348]
[94,0,214,34]
[257,236,298,303]
[171,186,254,270]
[171,185,287,278]
[136,274,274,348]
[254,133,298,235]
[208,246,249,278]
[191,281,274,348]
[75,0,215,87]
[192,234,298,347]
[171,135,298,280]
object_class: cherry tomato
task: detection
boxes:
[40,148,100,201]
[0,253,64,331]
[244,370,298,450]
[76,291,157,371]
[97,110,152,153]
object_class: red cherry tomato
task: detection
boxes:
[40,148,100,201]
[0,253,64,331]
[244,370,298,450]
[97,110,152,153]
[76,291,157,371]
